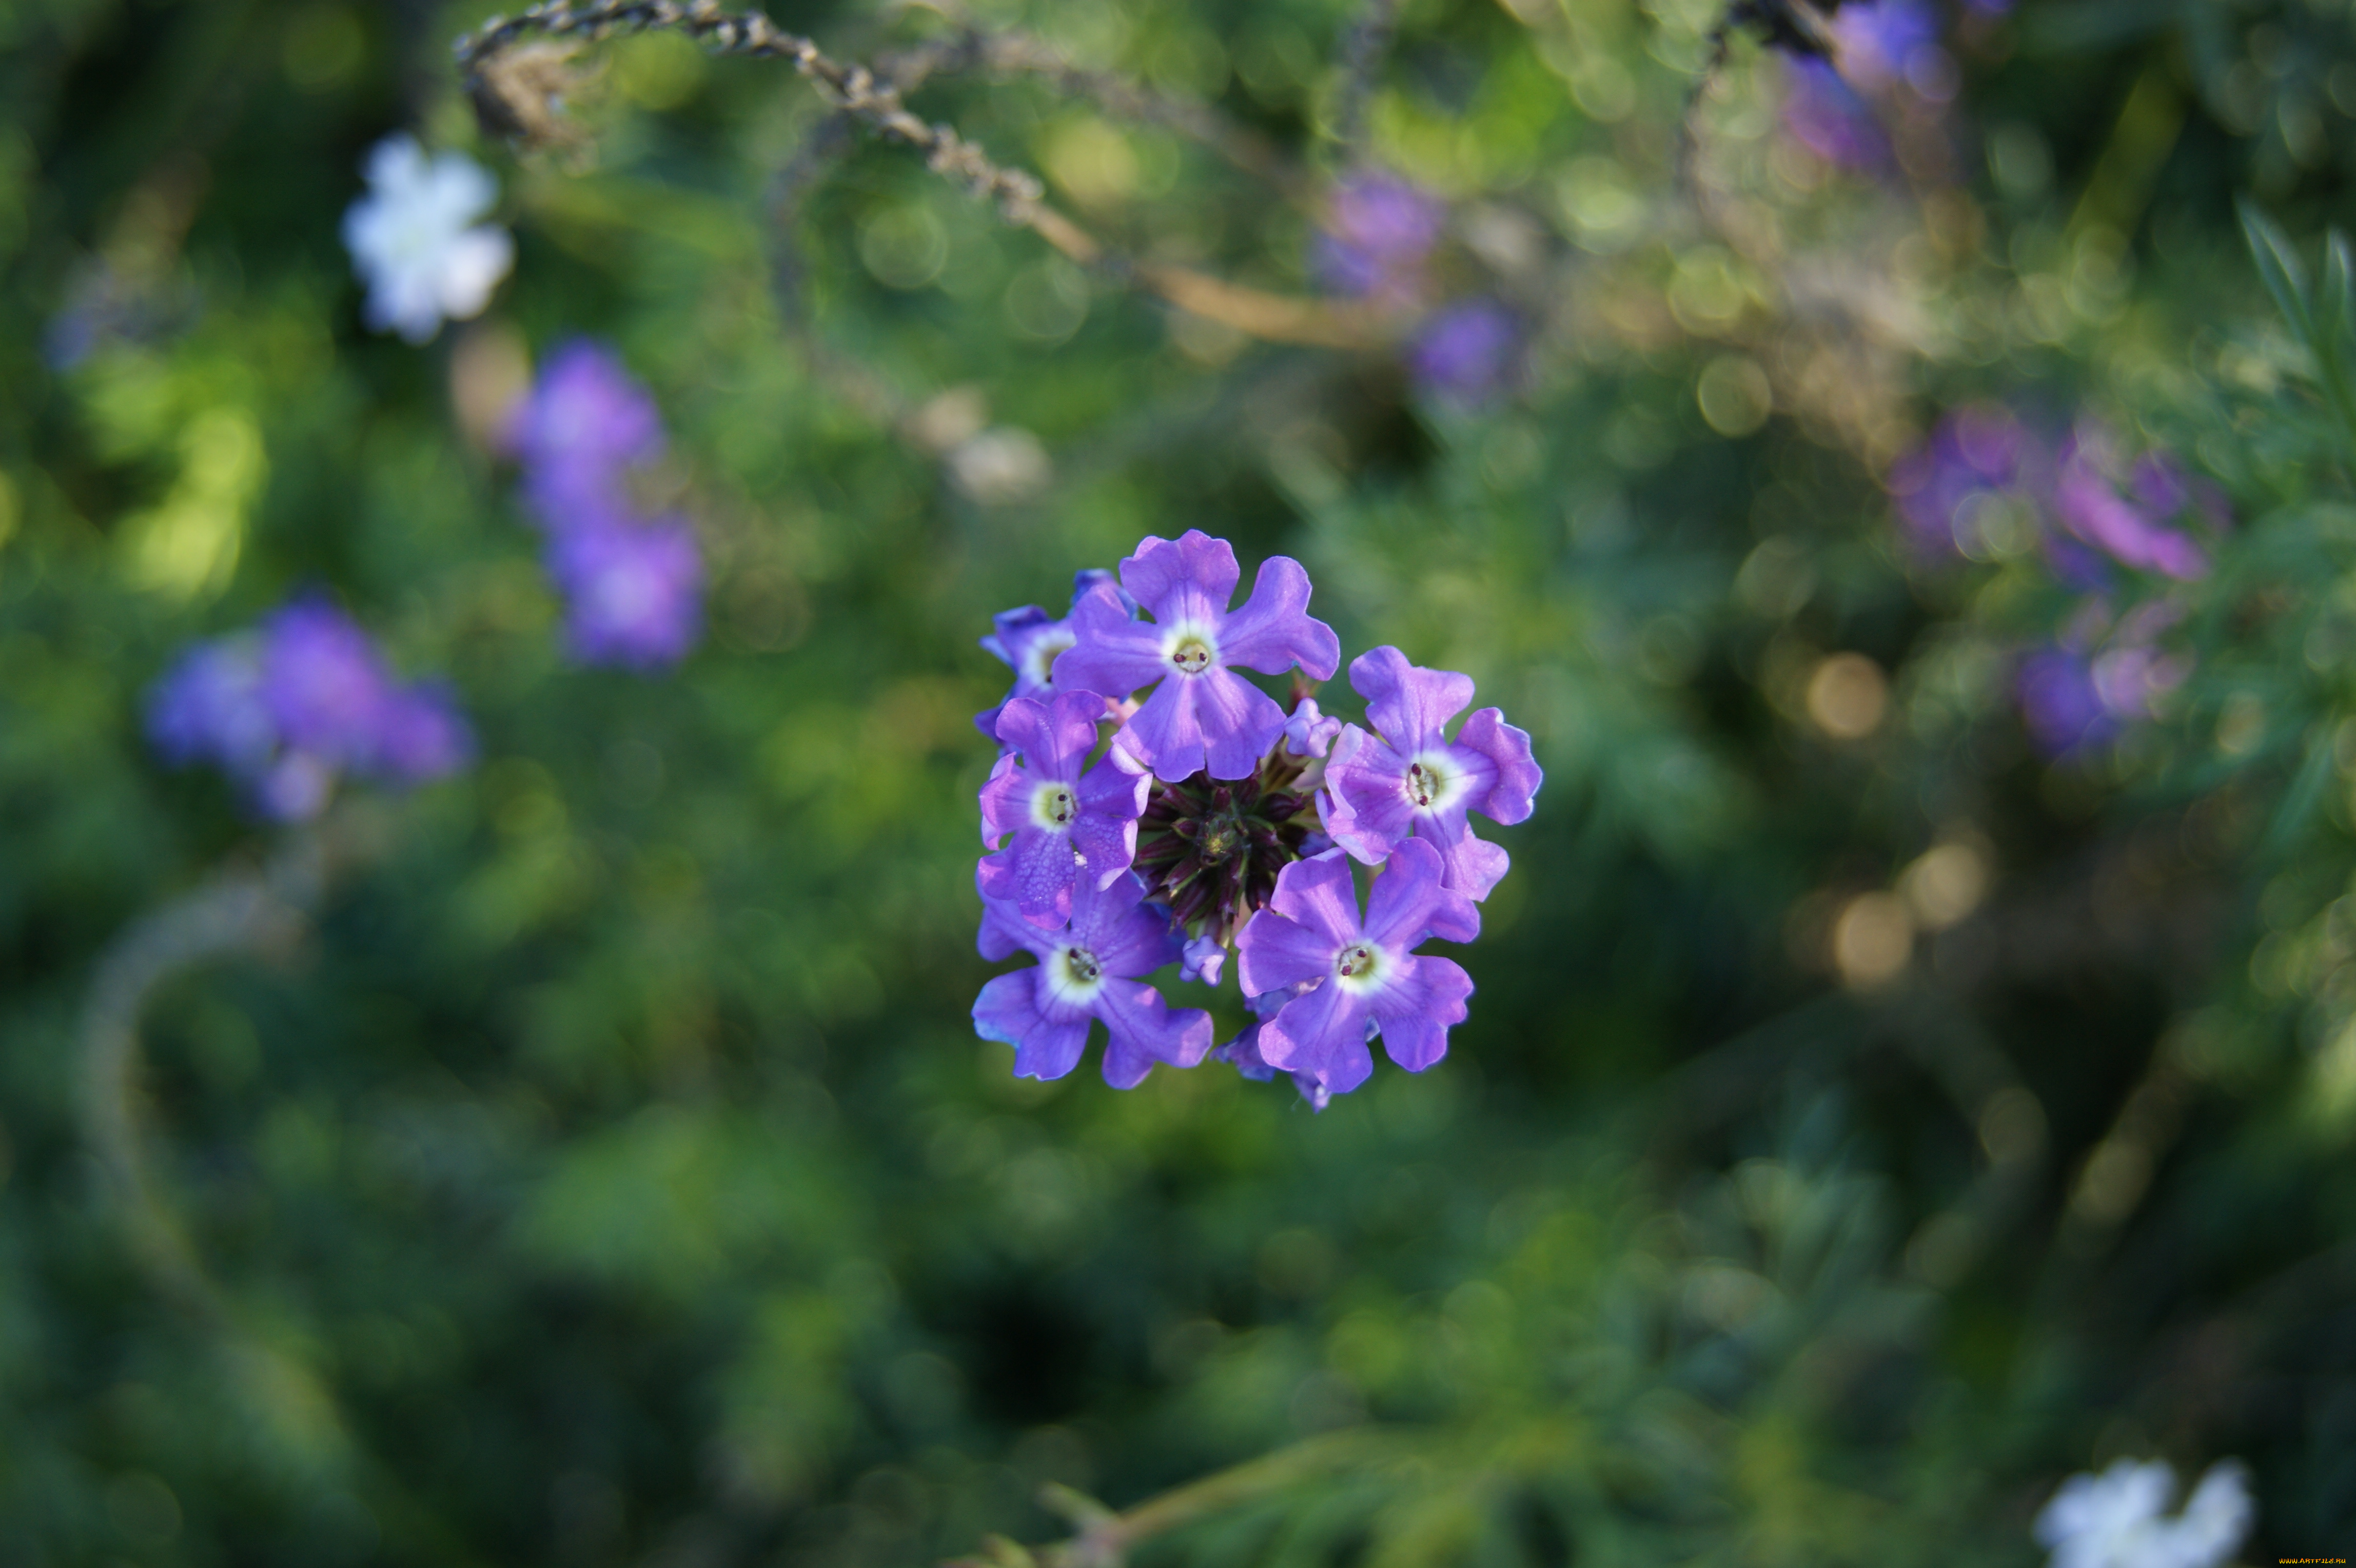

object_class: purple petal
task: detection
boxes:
[973,971,1092,1081]
[1069,872,1183,978]
[1368,953,1472,1071]
[1094,979,1213,1085]
[1117,531,1240,629]
[1235,908,1339,995]
[1282,698,1344,759]
[1455,708,1541,824]
[993,692,1101,781]
[1349,646,1474,755]
[1364,836,1481,945]
[976,875,1061,962]
[1255,981,1376,1097]
[1182,933,1227,986]
[1194,668,1290,782]
[1052,584,1169,701]
[1417,825,1509,906]
[1320,726,1418,863]
[978,752,1029,847]
[1217,556,1341,680]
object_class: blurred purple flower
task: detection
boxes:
[546,517,704,670]
[2054,430,2213,581]
[1408,300,1520,405]
[508,340,666,531]
[1831,0,1945,92]
[147,637,274,776]
[2016,647,2115,757]
[1054,530,1340,782]
[147,597,472,820]
[1781,57,1890,169]
[973,870,1214,1088]
[1314,175,1445,302]
[1887,403,2038,557]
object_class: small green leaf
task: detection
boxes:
[2240,198,2314,344]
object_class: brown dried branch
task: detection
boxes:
[455,0,1381,349]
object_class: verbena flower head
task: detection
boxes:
[1232,839,1478,1100]
[147,596,472,821]
[1054,530,1340,782]
[546,517,704,670]
[1322,647,1542,901]
[976,569,1128,740]
[1408,300,1520,405]
[1314,174,1444,302]
[970,532,1537,1104]
[2034,1458,2252,1568]
[973,870,1214,1087]
[508,339,665,529]
[978,693,1150,929]
[341,134,513,344]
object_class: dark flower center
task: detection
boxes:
[1337,943,1378,978]
[1063,946,1101,985]
[1169,638,1212,675]
[1130,735,1324,947]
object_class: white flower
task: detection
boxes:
[341,134,513,344]
[2035,1457,2255,1568]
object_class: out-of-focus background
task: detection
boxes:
[6,0,2355,1562]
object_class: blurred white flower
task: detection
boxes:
[341,134,513,344]
[2035,1457,2254,1568]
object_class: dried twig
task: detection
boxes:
[456,0,1381,348]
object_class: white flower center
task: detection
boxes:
[1029,779,1077,831]
[1163,624,1218,677]
[1332,942,1385,994]
[1022,630,1074,689]
[1046,944,1106,1006]
[1403,751,1469,814]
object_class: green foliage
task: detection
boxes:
[5,0,2356,1564]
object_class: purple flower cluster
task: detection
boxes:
[147,596,472,821]
[506,340,703,670]
[970,531,1542,1107]
[1887,407,2226,756]
[1309,172,1523,406]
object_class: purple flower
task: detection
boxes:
[1887,404,2038,557]
[147,637,274,775]
[1781,56,1889,169]
[1282,697,1344,760]
[1212,983,1328,1109]
[260,596,406,770]
[2016,647,2115,757]
[1314,175,1444,302]
[376,683,476,782]
[1053,531,1341,782]
[546,517,703,669]
[509,340,665,530]
[1181,932,1227,986]
[978,693,1151,929]
[147,597,473,821]
[1407,301,1519,405]
[1830,0,1943,92]
[973,870,1215,1087]
[1320,647,1542,901]
[1233,839,1477,1099]
[976,569,1130,741]
[2054,432,2211,581]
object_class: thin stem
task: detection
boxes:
[78,806,386,1316]
[457,0,1383,349]
[1327,0,1403,159]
